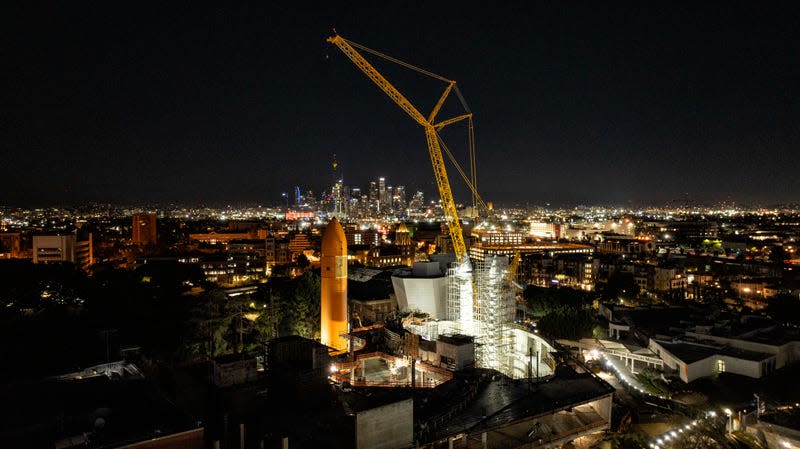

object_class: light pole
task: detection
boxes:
[754,394,761,420]
[281,192,288,209]
[724,408,733,433]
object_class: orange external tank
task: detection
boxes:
[320,218,348,350]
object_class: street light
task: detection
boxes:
[724,408,733,433]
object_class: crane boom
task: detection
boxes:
[327,34,467,262]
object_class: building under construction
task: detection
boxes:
[442,254,560,379]
[326,33,559,379]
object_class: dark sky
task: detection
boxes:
[3,2,799,207]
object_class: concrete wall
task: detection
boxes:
[649,340,706,382]
[752,421,800,449]
[508,327,556,379]
[391,276,447,319]
[33,234,76,263]
[436,340,475,370]
[591,393,613,422]
[722,355,762,378]
[356,398,413,449]
[786,341,800,365]
[116,428,204,449]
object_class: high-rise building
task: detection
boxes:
[350,187,362,217]
[409,191,425,212]
[394,185,407,211]
[320,218,348,351]
[332,179,344,216]
[0,232,22,259]
[132,213,157,245]
[378,177,387,211]
[369,181,379,213]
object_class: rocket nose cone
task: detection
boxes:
[322,218,346,255]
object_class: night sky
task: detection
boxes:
[4,3,799,207]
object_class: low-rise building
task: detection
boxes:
[32,232,93,272]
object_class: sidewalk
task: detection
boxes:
[602,354,659,398]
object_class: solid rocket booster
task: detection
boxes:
[320,217,348,350]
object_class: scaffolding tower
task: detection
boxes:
[473,255,516,374]
[446,255,517,376]
[446,261,475,335]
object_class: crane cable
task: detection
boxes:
[343,38,453,83]
[342,36,485,212]
[437,131,488,211]
[344,38,474,115]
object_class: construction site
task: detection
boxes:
[327,34,556,381]
[314,34,617,449]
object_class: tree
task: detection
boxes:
[524,285,590,317]
[764,293,800,325]
[607,431,647,449]
[669,418,744,449]
[283,271,321,338]
[184,289,233,360]
[295,253,310,270]
[601,272,639,301]
[538,306,593,340]
[252,290,283,349]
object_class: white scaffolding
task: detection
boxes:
[445,255,517,376]
[472,256,516,374]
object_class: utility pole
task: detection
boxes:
[528,347,533,391]
[99,329,117,374]
[239,303,245,353]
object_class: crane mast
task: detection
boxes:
[327,34,468,263]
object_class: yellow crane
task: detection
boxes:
[327,34,482,263]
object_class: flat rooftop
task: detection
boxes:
[426,370,614,442]
[656,340,773,363]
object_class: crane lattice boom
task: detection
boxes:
[327,34,468,261]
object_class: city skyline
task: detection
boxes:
[4,3,799,206]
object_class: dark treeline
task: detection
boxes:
[0,260,321,381]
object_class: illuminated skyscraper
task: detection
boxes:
[394,185,407,211]
[409,191,425,212]
[332,179,343,216]
[369,181,379,213]
[379,177,387,211]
